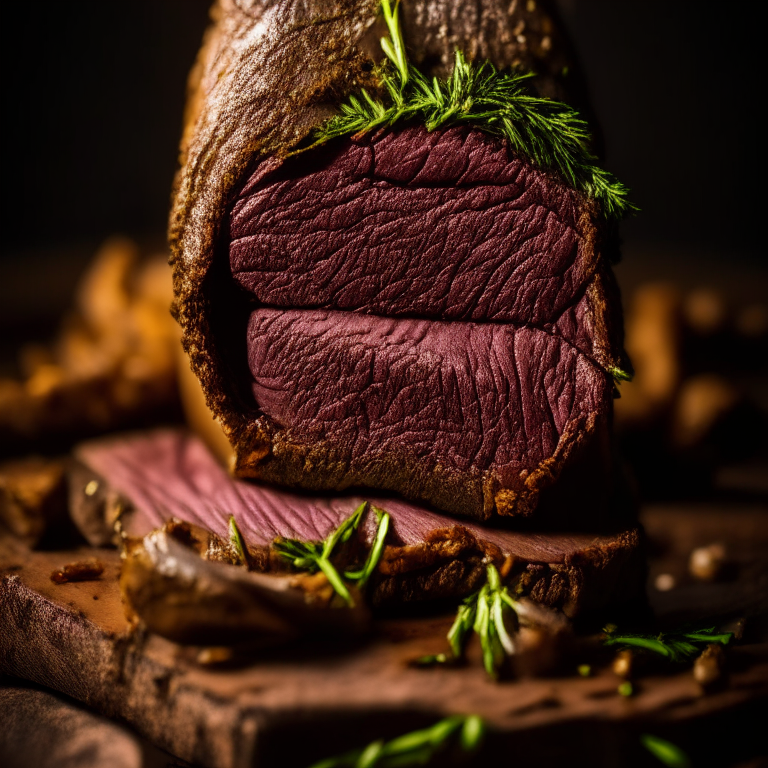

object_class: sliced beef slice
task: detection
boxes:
[72,430,644,617]
[232,128,592,335]
[227,126,622,521]
[245,309,611,518]
[230,126,616,363]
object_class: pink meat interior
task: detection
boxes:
[229,126,609,490]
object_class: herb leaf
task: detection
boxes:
[273,502,391,606]
[447,599,476,659]
[307,714,484,768]
[447,563,521,679]
[608,366,633,383]
[344,506,390,587]
[310,0,634,220]
[641,734,691,768]
[228,515,249,568]
[604,626,733,663]
[380,0,408,86]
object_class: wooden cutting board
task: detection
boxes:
[2,499,767,768]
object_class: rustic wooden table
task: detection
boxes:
[2,491,767,768]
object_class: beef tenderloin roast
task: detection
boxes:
[170,0,627,522]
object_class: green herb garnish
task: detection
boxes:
[413,652,452,667]
[308,714,484,768]
[604,626,732,663]
[618,681,634,697]
[608,366,633,383]
[641,734,691,768]
[343,506,390,588]
[273,502,390,607]
[448,563,521,680]
[311,0,634,220]
[228,515,250,568]
[608,366,633,398]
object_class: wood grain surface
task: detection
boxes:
[2,498,767,768]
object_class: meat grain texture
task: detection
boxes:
[170,0,627,523]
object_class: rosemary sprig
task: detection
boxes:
[343,506,390,588]
[448,563,520,680]
[228,515,249,567]
[308,714,484,768]
[273,502,391,606]
[312,0,634,220]
[379,0,408,88]
[603,626,733,663]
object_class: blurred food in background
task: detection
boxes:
[616,282,767,498]
[1,239,765,506]
[0,239,181,456]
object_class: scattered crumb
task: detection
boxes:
[50,559,105,584]
[196,647,234,666]
[612,649,634,679]
[689,543,726,582]
[694,644,726,690]
[654,573,676,591]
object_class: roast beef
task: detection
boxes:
[229,125,621,519]
[71,430,644,617]
[170,0,626,522]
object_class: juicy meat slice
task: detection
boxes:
[73,430,644,616]
[230,126,600,356]
[227,126,621,521]
[247,309,610,516]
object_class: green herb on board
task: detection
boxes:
[308,714,485,768]
[640,734,691,768]
[603,626,732,663]
[273,502,391,606]
[447,563,523,679]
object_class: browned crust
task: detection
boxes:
[169,0,623,522]
[232,399,612,523]
[370,525,645,617]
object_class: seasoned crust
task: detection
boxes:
[169,1,621,521]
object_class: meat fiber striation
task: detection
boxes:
[228,126,621,521]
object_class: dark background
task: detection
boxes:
[1,0,765,354]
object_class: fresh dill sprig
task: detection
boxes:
[603,626,733,663]
[308,714,484,768]
[447,563,521,680]
[311,0,634,220]
[273,502,391,607]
